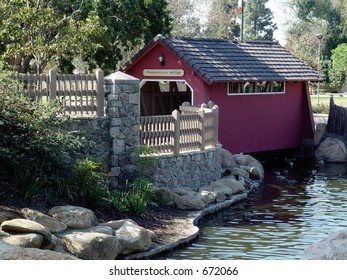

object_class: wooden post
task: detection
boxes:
[199,109,206,151]
[212,105,219,147]
[172,110,180,155]
[96,69,105,117]
[49,69,57,100]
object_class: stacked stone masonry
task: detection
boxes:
[66,72,221,189]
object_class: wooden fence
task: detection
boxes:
[140,102,219,155]
[10,69,105,117]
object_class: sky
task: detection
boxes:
[266,0,292,45]
[197,0,292,45]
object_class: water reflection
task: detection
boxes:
[163,158,347,260]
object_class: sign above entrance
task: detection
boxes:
[143,69,184,77]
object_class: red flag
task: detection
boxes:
[237,0,244,13]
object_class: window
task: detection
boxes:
[227,81,285,95]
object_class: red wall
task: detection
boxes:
[125,42,315,154]
[206,82,314,153]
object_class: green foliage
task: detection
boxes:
[311,103,330,114]
[204,0,276,40]
[127,178,157,215]
[0,0,172,74]
[243,0,277,40]
[109,178,157,215]
[72,157,110,210]
[0,75,83,200]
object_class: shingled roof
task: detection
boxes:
[129,35,323,85]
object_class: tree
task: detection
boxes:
[287,0,347,59]
[204,0,276,40]
[0,0,106,73]
[243,0,277,40]
[329,44,347,89]
[0,0,172,74]
[167,0,204,37]
[204,0,240,39]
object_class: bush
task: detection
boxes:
[0,73,83,200]
[72,156,110,210]
[312,103,330,114]
[109,178,157,215]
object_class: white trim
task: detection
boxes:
[139,79,194,105]
[227,81,286,96]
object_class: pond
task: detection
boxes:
[162,155,347,260]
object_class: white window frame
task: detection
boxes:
[227,81,286,96]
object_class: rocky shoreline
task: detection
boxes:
[0,150,263,260]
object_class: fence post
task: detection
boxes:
[172,109,180,155]
[199,108,206,151]
[49,69,57,100]
[212,105,219,147]
[96,69,105,117]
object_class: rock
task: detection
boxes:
[173,194,206,210]
[195,191,216,205]
[0,240,78,260]
[314,123,327,146]
[48,205,98,229]
[99,219,138,230]
[59,231,121,260]
[302,230,347,260]
[314,137,347,162]
[229,167,250,179]
[1,218,52,248]
[232,154,255,166]
[2,233,43,248]
[115,220,153,255]
[21,208,67,233]
[200,178,246,202]
[241,165,263,180]
[153,187,174,206]
[221,148,238,169]
[0,210,20,224]
[171,187,195,196]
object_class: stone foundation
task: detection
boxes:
[150,146,222,190]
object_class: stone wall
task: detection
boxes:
[151,146,222,190]
[67,118,110,164]
[66,72,222,190]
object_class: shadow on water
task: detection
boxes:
[161,152,347,260]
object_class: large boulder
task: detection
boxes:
[0,240,77,260]
[2,233,43,248]
[59,231,121,260]
[302,230,347,260]
[221,148,238,169]
[314,123,327,146]
[115,220,153,255]
[21,208,67,233]
[173,194,206,210]
[314,137,347,162]
[153,187,175,206]
[1,218,52,248]
[0,210,20,224]
[48,205,98,229]
[200,177,246,202]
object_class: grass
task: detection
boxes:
[310,94,347,108]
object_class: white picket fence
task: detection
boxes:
[140,102,219,155]
[10,69,105,117]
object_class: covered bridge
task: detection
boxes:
[124,35,323,153]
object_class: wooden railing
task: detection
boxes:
[140,102,219,155]
[10,69,105,117]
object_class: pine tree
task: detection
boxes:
[243,0,277,40]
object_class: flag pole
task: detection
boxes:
[241,0,244,41]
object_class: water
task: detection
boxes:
[162,157,347,260]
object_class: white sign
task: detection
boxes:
[143,69,184,77]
